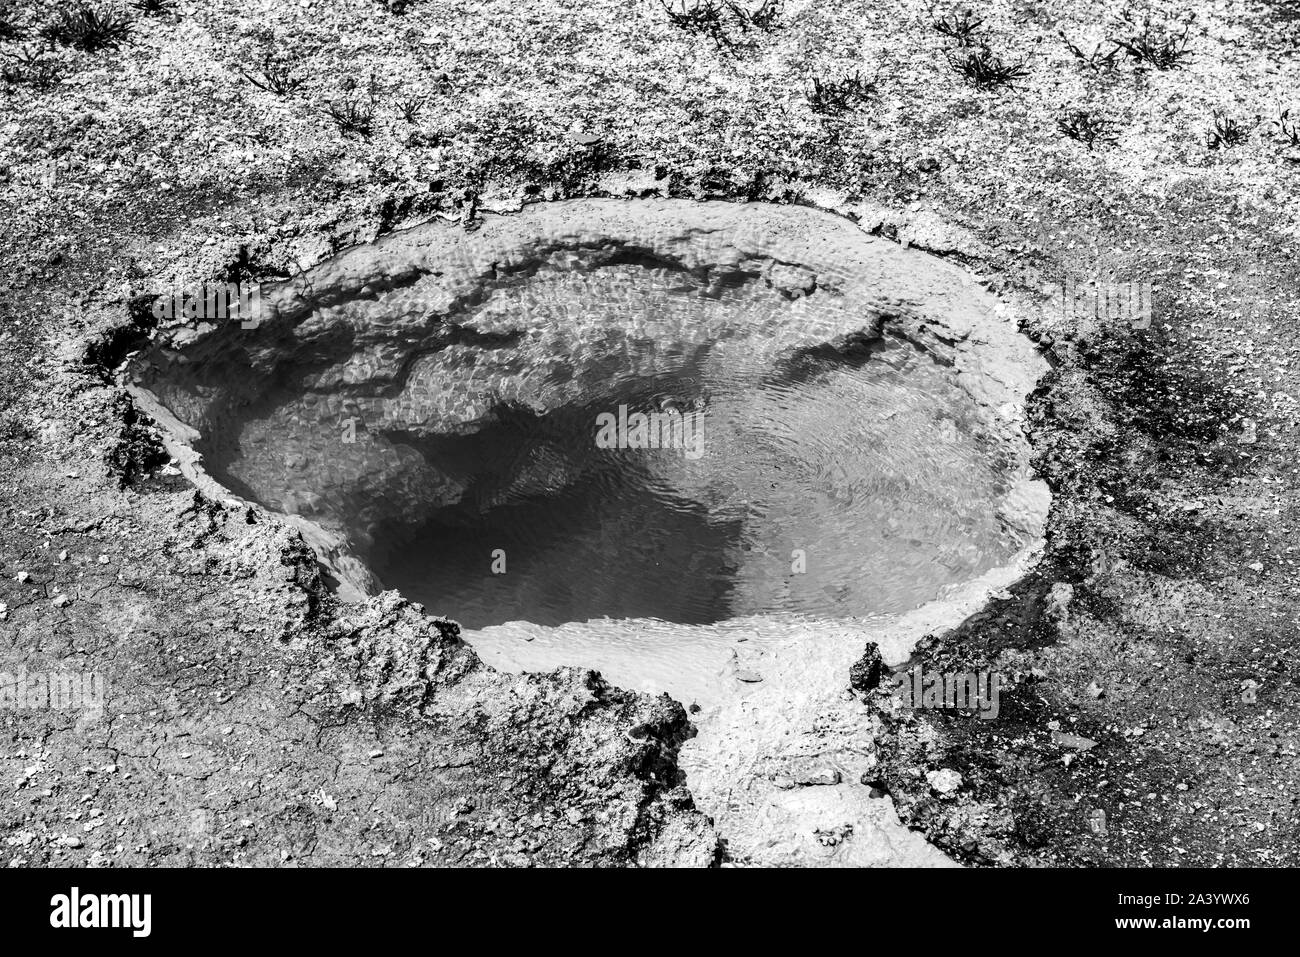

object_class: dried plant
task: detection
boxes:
[1206,115,1251,150]
[1110,17,1192,70]
[947,47,1029,89]
[728,0,781,32]
[1059,31,1121,72]
[325,92,378,139]
[1271,108,1300,146]
[1057,109,1119,149]
[2,46,62,89]
[807,71,875,114]
[396,94,426,123]
[932,9,983,46]
[239,53,303,96]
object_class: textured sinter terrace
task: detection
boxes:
[129,199,1048,704]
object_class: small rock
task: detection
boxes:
[736,669,763,683]
[57,550,68,561]
[772,775,797,790]
[1051,731,1098,751]
[52,594,70,608]
[16,571,29,583]
[97,555,110,565]
[925,768,963,795]
[1046,582,1074,621]
[565,808,584,825]
[859,774,889,798]
[796,768,841,787]
[849,641,885,692]
[1084,681,1105,699]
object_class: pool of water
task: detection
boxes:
[366,320,1014,630]
[130,201,1039,694]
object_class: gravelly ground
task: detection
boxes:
[1,0,1298,866]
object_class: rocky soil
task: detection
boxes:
[2,0,1299,866]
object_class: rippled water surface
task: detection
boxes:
[361,260,1019,630]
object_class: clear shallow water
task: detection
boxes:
[357,261,1018,630]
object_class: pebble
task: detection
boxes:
[926,768,963,795]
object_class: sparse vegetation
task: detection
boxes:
[325,93,378,139]
[807,71,874,115]
[130,0,177,15]
[239,53,304,96]
[660,0,780,50]
[728,0,781,32]
[1057,109,1119,150]
[1059,31,1120,72]
[932,9,983,46]
[1,46,61,89]
[661,0,729,44]
[1207,115,1251,150]
[1271,109,1300,147]
[1110,17,1192,70]
[396,94,425,123]
[947,47,1029,89]
[42,5,133,53]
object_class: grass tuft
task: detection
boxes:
[932,9,983,46]
[807,71,875,114]
[239,53,303,96]
[1206,115,1251,150]
[396,94,426,123]
[947,47,1029,90]
[660,0,782,51]
[1110,17,1192,71]
[130,0,177,15]
[42,5,133,53]
[1059,31,1120,72]
[325,88,379,139]
[1270,109,1300,147]
[1057,109,1119,150]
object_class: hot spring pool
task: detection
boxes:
[128,198,1047,701]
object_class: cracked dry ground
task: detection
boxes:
[3,0,1300,867]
